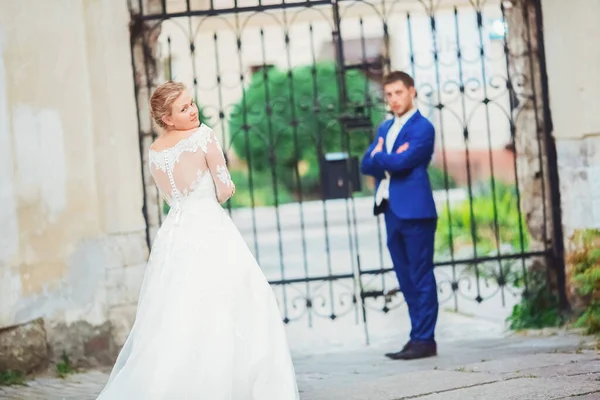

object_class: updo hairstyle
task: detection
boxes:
[149,81,187,129]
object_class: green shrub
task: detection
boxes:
[0,370,25,386]
[566,229,600,335]
[436,180,529,256]
[505,227,600,334]
[506,266,562,330]
[56,351,75,379]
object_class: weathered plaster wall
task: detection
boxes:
[541,0,600,237]
[0,0,148,367]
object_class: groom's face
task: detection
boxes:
[384,80,416,117]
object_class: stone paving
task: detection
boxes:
[297,335,600,399]
[1,305,598,400]
[0,333,598,399]
[0,370,107,400]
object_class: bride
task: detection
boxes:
[97,81,299,399]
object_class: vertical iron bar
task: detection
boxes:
[359,19,369,108]
[522,0,562,312]
[532,0,567,312]
[213,33,230,214]
[140,21,163,234]
[282,9,312,326]
[375,7,392,312]
[167,36,172,80]
[380,0,390,73]
[310,24,334,322]
[406,13,417,83]
[449,6,468,312]
[234,17,261,260]
[362,17,387,297]
[309,23,336,323]
[429,11,471,306]
[475,8,504,303]
[187,16,199,105]
[521,0,555,307]
[332,0,363,330]
[332,0,347,106]
[129,14,151,249]
[259,28,289,322]
[354,16,375,343]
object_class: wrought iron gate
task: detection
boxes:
[128,0,565,341]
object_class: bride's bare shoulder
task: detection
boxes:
[150,136,168,152]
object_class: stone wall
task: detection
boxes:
[541,0,600,306]
[0,0,148,369]
[541,0,600,236]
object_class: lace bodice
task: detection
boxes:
[148,124,234,207]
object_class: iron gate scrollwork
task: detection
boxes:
[128,0,565,342]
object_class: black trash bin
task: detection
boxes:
[319,152,361,200]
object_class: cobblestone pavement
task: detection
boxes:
[0,370,107,400]
[1,329,598,400]
[2,303,598,399]
[0,302,503,399]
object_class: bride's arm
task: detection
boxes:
[203,128,235,204]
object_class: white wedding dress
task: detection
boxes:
[97,124,299,400]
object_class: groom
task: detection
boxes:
[360,71,438,360]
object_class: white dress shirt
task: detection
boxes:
[374,108,418,206]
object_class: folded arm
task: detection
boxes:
[360,134,386,180]
[371,124,435,173]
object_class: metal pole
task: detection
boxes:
[532,0,569,313]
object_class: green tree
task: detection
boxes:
[228,62,384,197]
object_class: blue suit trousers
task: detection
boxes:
[384,211,438,343]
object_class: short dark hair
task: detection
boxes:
[383,71,414,88]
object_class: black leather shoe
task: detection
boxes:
[387,342,437,360]
[384,341,412,359]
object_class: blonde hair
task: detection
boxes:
[150,81,187,129]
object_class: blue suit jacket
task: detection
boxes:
[360,110,437,220]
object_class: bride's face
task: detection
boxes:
[163,91,200,131]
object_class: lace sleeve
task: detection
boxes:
[201,127,234,204]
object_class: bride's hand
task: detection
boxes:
[231,182,236,195]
